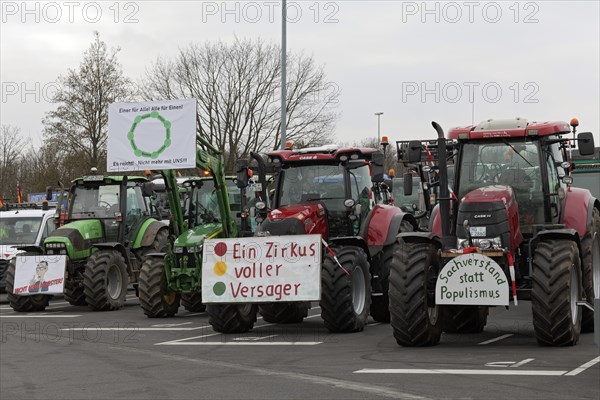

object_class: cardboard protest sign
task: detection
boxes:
[202,235,321,303]
[107,99,196,172]
[435,253,509,306]
[12,255,66,296]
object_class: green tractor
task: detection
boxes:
[138,136,267,320]
[6,174,169,312]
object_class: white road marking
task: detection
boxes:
[156,311,323,346]
[61,327,204,331]
[485,361,515,368]
[151,322,193,328]
[478,334,513,345]
[233,335,278,341]
[116,345,429,399]
[368,322,382,326]
[354,369,567,376]
[565,356,600,376]
[164,341,322,346]
[510,358,535,368]
[0,314,81,318]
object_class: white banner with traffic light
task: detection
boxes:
[12,255,66,296]
[435,253,509,306]
[107,99,196,172]
[202,235,322,303]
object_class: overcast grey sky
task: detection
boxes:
[1,0,599,148]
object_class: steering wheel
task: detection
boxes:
[98,201,113,211]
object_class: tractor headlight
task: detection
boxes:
[173,247,184,254]
[456,236,502,250]
[189,245,203,254]
[45,243,67,255]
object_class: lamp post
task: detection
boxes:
[375,112,384,142]
[280,0,287,149]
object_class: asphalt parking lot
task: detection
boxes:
[1,293,599,400]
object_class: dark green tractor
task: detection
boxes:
[138,138,267,328]
[6,175,168,312]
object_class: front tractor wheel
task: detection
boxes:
[389,241,441,346]
[320,246,371,333]
[259,302,310,324]
[83,250,128,311]
[181,290,205,312]
[532,239,582,346]
[207,304,258,333]
[139,257,180,318]
[6,254,52,312]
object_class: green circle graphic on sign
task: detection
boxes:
[213,282,226,296]
[127,111,172,159]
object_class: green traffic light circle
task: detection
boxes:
[127,111,172,159]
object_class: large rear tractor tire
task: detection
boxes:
[581,207,600,332]
[441,306,488,333]
[389,241,441,346]
[207,304,258,333]
[139,257,180,318]
[6,254,52,312]
[259,302,310,323]
[181,290,206,312]
[320,246,371,333]
[83,250,128,311]
[532,239,582,346]
[64,277,86,306]
[370,245,394,323]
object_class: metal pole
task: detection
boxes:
[375,112,383,143]
[280,0,287,150]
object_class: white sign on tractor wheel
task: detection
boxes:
[435,253,509,306]
[107,99,196,172]
[13,255,66,295]
[202,235,322,303]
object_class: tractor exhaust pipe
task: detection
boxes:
[432,121,453,250]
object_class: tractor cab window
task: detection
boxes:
[70,184,120,219]
[458,140,544,228]
[278,164,346,207]
[349,164,372,229]
[189,180,221,225]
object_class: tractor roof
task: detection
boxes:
[72,175,148,185]
[447,118,571,140]
[268,145,379,163]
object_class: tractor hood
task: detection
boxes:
[174,223,223,249]
[46,220,103,247]
[261,203,328,237]
[461,185,515,206]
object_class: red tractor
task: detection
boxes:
[390,118,598,346]
[256,144,417,332]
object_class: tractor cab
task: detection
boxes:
[262,145,386,239]
[61,175,154,244]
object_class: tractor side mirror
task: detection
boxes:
[141,182,155,197]
[371,152,385,183]
[407,141,422,163]
[46,186,53,201]
[577,132,595,156]
[236,159,250,189]
[403,173,413,196]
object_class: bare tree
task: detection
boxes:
[43,31,135,170]
[140,38,339,172]
[0,125,25,200]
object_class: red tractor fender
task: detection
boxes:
[429,204,442,237]
[562,188,597,237]
[360,204,418,256]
